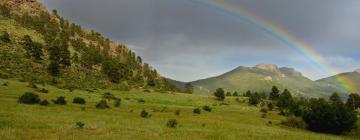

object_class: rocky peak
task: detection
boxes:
[0,0,47,14]
[355,69,360,73]
[255,64,279,71]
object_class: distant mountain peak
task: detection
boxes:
[255,64,279,71]
[355,69,360,73]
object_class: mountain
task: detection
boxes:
[190,64,339,97]
[317,69,360,94]
[0,0,177,91]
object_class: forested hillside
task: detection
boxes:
[0,0,177,91]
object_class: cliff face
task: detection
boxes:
[0,0,46,14]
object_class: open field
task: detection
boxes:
[0,79,359,140]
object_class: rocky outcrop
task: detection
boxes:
[0,0,46,14]
[255,64,279,71]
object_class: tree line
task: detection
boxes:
[213,86,359,134]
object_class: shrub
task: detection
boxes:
[260,108,268,113]
[39,100,49,106]
[39,88,48,93]
[102,92,115,100]
[28,83,38,89]
[114,99,121,107]
[3,82,8,86]
[214,88,225,100]
[53,96,67,105]
[96,100,110,109]
[76,121,85,128]
[18,92,40,104]
[282,116,306,129]
[248,92,261,105]
[140,109,150,118]
[1,31,10,43]
[261,113,267,118]
[267,103,274,111]
[175,110,181,116]
[166,119,178,128]
[137,98,145,103]
[193,108,201,114]
[202,105,212,112]
[73,97,86,105]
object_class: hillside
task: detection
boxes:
[0,0,177,91]
[317,70,360,94]
[190,64,339,97]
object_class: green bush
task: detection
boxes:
[202,105,212,112]
[39,100,49,106]
[18,92,40,104]
[53,96,67,105]
[260,108,268,113]
[282,116,306,129]
[96,100,110,109]
[39,88,49,93]
[175,110,181,116]
[137,98,145,103]
[166,119,178,128]
[193,108,201,114]
[114,99,121,107]
[76,121,85,128]
[140,109,150,118]
[73,97,86,104]
[1,31,10,43]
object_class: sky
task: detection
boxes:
[39,0,360,82]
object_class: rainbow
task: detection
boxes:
[191,0,356,93]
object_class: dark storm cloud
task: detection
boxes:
[39,0,360,81]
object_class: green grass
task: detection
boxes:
[0,17,44,43]
[0,78,358,140]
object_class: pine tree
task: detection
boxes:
[269,86,280,100]
[346,93,360,110]
[329,92,343,105]
[214,88,225,100]
[185,83,194,94]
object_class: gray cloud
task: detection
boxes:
[39,0,360,81]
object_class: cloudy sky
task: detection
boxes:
[39,0,360,82]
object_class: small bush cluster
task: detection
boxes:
[39,88,49,93]
[73,97,86,105]
[282,116,306,129]
[18,92,40,104]
[166,119,178,128]
[140,109,151,118]
[39,100,49,106]
[96,100,110,109]
[175,110,181,116]
[193,108,201,114]
[76,121,85,128]
[114,99,121,107]
[53,96,67,105]
[202,105,212,112]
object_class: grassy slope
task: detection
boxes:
[317,72,360,94]
[0,79,358,140]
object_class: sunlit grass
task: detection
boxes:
[0,79,358,139]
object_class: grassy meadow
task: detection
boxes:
[0,78,359,140]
